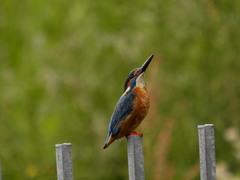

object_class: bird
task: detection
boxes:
[103,54,154,149]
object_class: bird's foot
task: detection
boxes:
[127,131,143,137]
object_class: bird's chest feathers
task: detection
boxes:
[132,87,150,114]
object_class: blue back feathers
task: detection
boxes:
[106,91,136,139]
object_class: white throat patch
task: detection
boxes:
[136,73,146,88]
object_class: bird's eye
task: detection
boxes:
[130,73,135,79]
[128,69,138,79]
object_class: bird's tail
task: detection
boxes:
[103,143,109,149]
[103,134,115,149]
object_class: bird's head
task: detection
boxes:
[123,54,154,92]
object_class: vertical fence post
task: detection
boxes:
[198,124,216,180]
[127,135,145,180]
[0,160,2,180]
[55,143,74,180]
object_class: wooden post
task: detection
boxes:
[0,160,2,180]
[55,143,74,180]
[127,135,145,180]
[198,124,216,180]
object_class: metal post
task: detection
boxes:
[198,124,216,180]
[127,135,145,180]
[55,143,74,180]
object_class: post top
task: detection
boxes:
[198,124,214,129]
[55,143,72,147]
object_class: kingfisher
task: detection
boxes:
[103,54,154,149]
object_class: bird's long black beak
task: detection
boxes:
[139,54,154,74]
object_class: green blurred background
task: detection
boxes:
[0,0,240,179]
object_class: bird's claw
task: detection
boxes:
[126,131,143,137]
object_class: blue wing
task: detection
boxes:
[106,92,136,140]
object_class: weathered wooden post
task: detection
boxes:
[127,135,145,180]
[55,143,74,180]
[198,124,216,180]
[0,160,2,180]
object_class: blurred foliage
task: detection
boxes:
[0,0,240,179]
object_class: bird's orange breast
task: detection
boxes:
[117,87,150,139]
